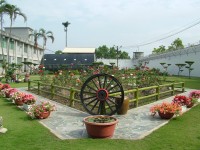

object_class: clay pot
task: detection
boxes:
[15,99,23,106]
[116,96,129,115]
[36,111,50,119]
[83,115,118,138]
[158,112,174,119]
[186,103,194,108]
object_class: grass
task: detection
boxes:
[0,75,200,150]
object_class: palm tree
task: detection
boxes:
[29,30,42,61]
[4,4,27,64]
[39,28,54,49]
[0,0,7,63]
[29,30,42,48]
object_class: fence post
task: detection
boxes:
[171,83,175,95]
[182,82,185,92]
[69,88,75,107]
[156,85,160,100]
[38,82,40,95]
[136,88,139,107]
[28,80,31,91]
[51,83,54,99]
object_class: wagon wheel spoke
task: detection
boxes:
[91,100,99,112]
[103,75,107,88]
[97,76,102,88]
[80,74,124,115]
[107,84,119,92]
[86,98,98,106]
[82,95,97,101]
[105,79,113,90]
[86,84,97,93]
[105,100,114,112]
[91,79,99,90]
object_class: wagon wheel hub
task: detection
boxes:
[97,89,108,101]
[80,73,124,115]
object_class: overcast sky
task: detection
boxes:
[4,0,200,57]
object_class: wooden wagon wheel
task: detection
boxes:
[80,73,124,115]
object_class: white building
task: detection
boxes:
[0,27,44,72]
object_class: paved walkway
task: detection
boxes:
[18,88,194,140]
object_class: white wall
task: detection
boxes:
[97,45,200,77]
[97,58,134,69]
[139,45,200,77]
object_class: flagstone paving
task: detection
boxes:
[18,88,194,140]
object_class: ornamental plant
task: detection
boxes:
[189,90,200,99]
[172,95,189,106]
[12,91,25,101]
[27,102,56,119]
[5,88,18,98]
[1,84,11,90]
[150,102,182,116]
[22,94,36,105]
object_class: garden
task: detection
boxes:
[0,63,200,149]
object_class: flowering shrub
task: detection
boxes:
[189,90,200,99]
[5,88,18,98]
[22,94,36,105]
[1,84,11,90]
[172,95,189,106]
[12,91,25,101]
[150,102,182,116]
[28,102,56,119]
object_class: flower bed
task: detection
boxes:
[0,82,56,119]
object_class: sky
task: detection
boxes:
[3,0,200,57]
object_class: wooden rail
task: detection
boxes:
[28,80,185,108]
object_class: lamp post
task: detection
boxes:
[62,21,71,47]
[114,45,122,68]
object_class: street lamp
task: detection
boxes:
[62,21,71,47]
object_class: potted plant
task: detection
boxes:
[4,88,18,98]
[189,90,200,99]
[185,97,198,108]
[12,91,25,106]
[27,102,55,119]
[150,102,182,119]
[83,115,118,138]
[22,94,36,111]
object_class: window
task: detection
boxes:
[17,57,22,64]
[1,37,7,48]
[24,44,28,53]
[10,40,14,50]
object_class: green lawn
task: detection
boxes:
[0,76,200,150]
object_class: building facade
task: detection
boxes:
[0,27,44,72]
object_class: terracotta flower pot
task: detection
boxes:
[158,112,174,119]
[36,111,50,119]
[15,99,23,106]
[83,115,118,138]
[186,103,194,108]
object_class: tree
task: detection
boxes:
[0,0,7,63]
[29,30,42,48]
[95,45,130,59]
[39,28,54,49]
[175,64,186,76]
[55,50,62,54]
[185,61,194,79]
[152,45,166,54]
[3,4,27,64]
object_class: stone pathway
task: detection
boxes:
[18,88,194,140]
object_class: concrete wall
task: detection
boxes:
[97,44,200,77]
[139,45,200,77]
[97,58,134,69]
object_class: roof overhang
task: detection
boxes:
[62,47,95,54]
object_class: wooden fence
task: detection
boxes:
[28,80,185,108]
